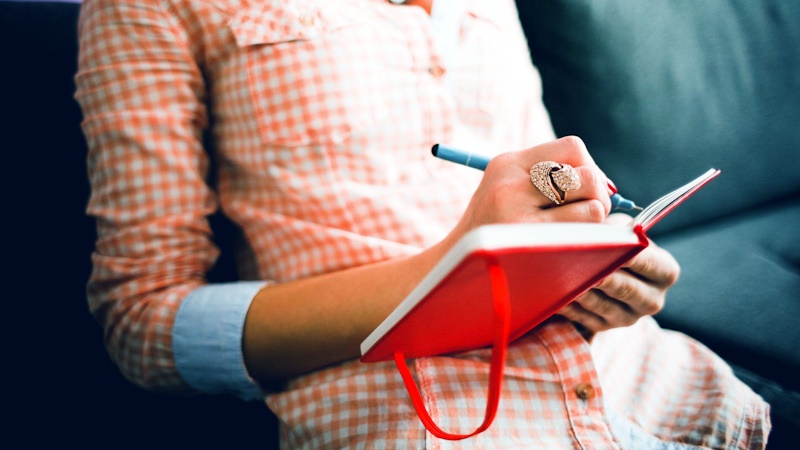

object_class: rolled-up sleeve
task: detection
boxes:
[76,0,260,397]
[174,282,267,400]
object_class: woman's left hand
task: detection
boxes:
[557,213,681,333]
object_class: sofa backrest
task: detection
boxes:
[519,0,800,235]
[2,0,276,445]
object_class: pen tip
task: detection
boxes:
[431,144,439,156]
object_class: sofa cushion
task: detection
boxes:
[655,199,800,431]
[656,200,800,390]
[519,0,800,235]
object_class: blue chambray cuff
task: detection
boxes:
[174,281,268,401]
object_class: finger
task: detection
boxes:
[522,161,610,214]
[528,199,607,224]
[622,244,681,287]
[557,302,611,333]
[594,270,664,316]
[573,289,639,328]
[605,212,634,226]
[554,165,611,214]
[492,137,612,212]
[519,136,598,169]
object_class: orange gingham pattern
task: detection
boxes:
[269,318,769,449]
[76,0,769,447]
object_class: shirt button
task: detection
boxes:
[575,382,595,400]
[429,65,447,77]
[299,15,316,26]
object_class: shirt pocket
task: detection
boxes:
[228,1,389,146]
[456,0,536,120]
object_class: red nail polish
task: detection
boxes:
[607,179,618,195]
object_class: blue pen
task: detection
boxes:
[431,144,642,212]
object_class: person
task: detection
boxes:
[75,0,770,447]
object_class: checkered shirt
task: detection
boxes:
[76,0,770,447]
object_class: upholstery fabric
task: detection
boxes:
[519,0,800,235]
[517,1,800,446]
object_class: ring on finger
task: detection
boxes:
[529,161,582,205]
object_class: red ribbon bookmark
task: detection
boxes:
[393,256,511,440]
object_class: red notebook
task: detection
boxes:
[359,168,720,440]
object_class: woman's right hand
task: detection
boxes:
[244,136,614,383]
[445,136,613,248]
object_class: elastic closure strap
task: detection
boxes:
[393,256,511,440]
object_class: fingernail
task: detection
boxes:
[606,179,618,195]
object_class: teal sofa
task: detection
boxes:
[519,2,799,447]
[6,0,796,448]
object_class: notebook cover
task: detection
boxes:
[360,227,648,363]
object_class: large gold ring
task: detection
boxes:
[529,161,581,205]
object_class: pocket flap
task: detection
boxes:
[228,2,360,47]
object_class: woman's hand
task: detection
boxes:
[445,136,612,248]
[557,213,681,333]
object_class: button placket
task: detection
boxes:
[534,320,618,445]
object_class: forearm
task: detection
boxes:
[243,236,455,384]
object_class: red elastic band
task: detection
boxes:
[393,257,511,440]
